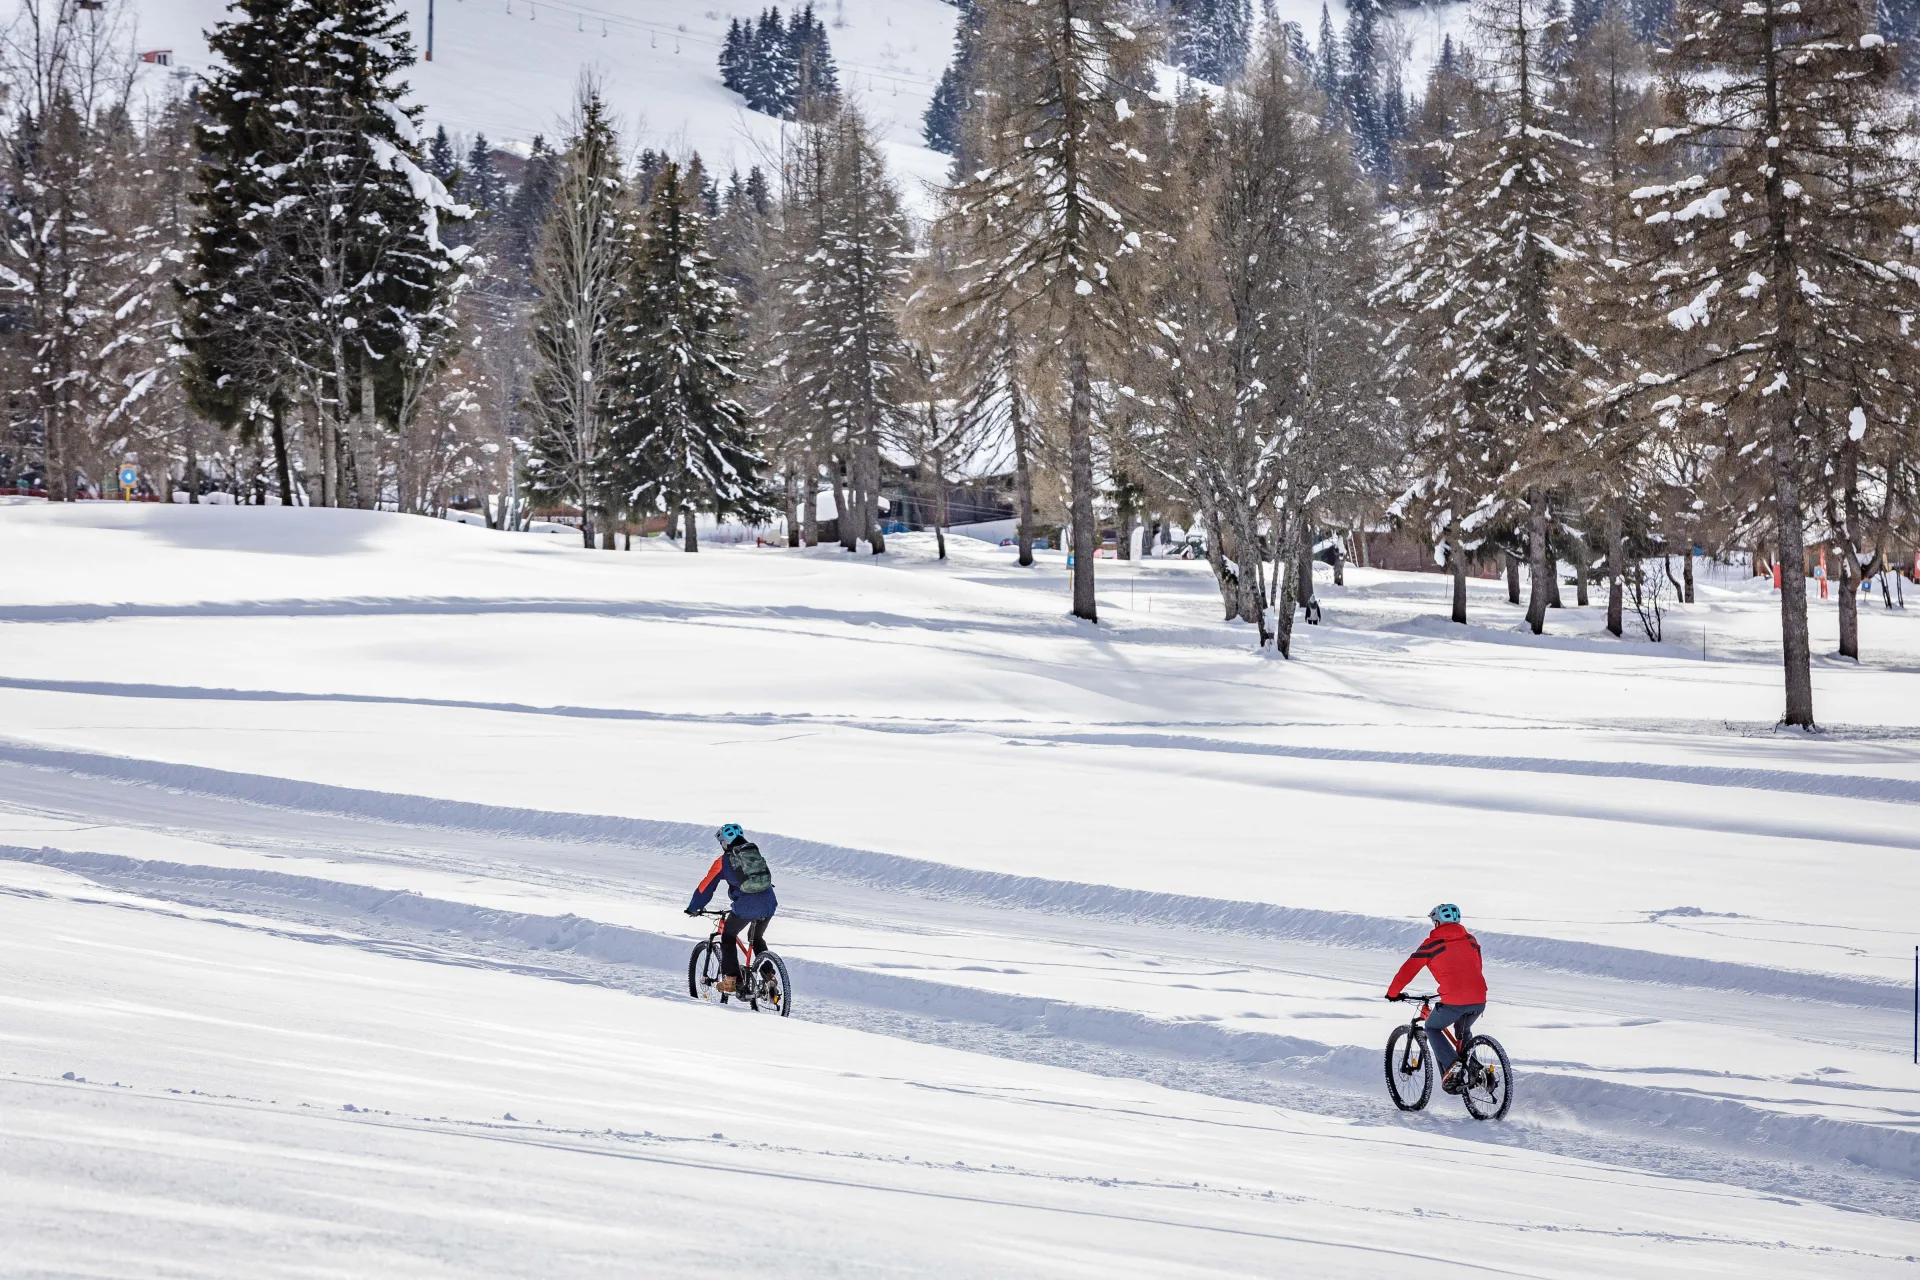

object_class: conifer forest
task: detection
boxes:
[6,0,1920,727]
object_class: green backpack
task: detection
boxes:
[727,841,774,895]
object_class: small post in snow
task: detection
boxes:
[425,0,434,61]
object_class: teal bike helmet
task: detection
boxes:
[716,823,746,847]
[1429,903,1461,924]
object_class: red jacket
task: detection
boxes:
[1387,923,1487,1005]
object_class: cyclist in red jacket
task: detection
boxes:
[1386,904,1487,1094]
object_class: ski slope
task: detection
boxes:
[126,0,1471,205]
[2,501,1918,1274]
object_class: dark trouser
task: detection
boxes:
[1425,1003,1484,1075]
[720,914,770,980]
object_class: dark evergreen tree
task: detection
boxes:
[1316,2,1341,98]
[428,125,458,183]
[787,4,840,113]
[923,0,982,154]
[181,0,467,509]
[719,18,750,92]
[1173,0,1252,83]
[1344,0,1387,170]
[1625,0,1670,39]
[745,165,773,216]
[1570,0,1606,35]
[612,160,766,551]
[460,133,503,213]
[750,9,793,116]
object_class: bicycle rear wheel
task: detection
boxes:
[1460,1035,1512,1120]
[1383,1025,1432,1111]
[750,951,792,1017]
[688,940,724,1002]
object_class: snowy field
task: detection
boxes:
[3,501,1919,1276]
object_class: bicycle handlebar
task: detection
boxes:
[1394,992,1438,1003]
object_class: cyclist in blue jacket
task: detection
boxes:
[686,823,777,994]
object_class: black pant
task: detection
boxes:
[1425,1003,1484,1075]
[720,914,770,980]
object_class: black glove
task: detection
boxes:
[685,907,700,916]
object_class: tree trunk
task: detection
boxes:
[832,456,854,552]
[1683,548,1695,604]
[1449,507,1468,625]
[1230,506,1268,643]
[800,446,818,546]
[1067,347,1097,621]
[601,522,616,550]
[1569,528,1590,606]
[684,504,699,552]
[1525,487,1550,634]
[865,439,886,554]
[270,399,294,508]
[187,413,202,504]
[1505,549,1521,604]
[1332,531,1345,586]
[1009,376,1035,567]
[934,446,948,561]
[1116,485,1134,561]
[1275,505,1299,658]
[1295,510,1315,609]
[1768,411,1815,726]
[784,463,799,547]
[1606,497,1624,636]
[1357,520,1370,569]
[1838,552,1859,660]
[356,369,379,510]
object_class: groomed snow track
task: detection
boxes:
[3,740,1916,1220]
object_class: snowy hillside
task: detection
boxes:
[127,0,1469,194]
[2,502,1918,1273]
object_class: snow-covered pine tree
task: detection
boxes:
[787,4,839,115]
[1140,38,1382,651]
[182,0,468,510]
[1316,2,1342,98]
[941,0,1159,620]
[1385,0,1586,630]
[1,0,168,501]
[460,134,503,214]
[924,0,982,155]
[524,85,630,548]
[1172,0,1252,84]
[1344,0,1387,170]
[612,160,765,552]
[798,109,908,552]
[1562,2,1659,635]
[429,126,459,184]
[751,9,794,117]
[720,18,749,92]
[1634,0,1920,715]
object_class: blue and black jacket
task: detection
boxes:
[687,846,778,920]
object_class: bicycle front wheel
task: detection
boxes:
[751,951,792,1017]
[688,940,723,1001]
[1384,1024,1432,1112]
[1460,1035,1513,1120]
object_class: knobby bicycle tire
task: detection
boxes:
[688,940,721,1001]
[1384,1024,1432,1112]
[751,951,792,1017]
[1460,1035,1513,1121]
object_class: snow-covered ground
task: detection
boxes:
[3,501,1918,1274]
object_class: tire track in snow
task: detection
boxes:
[8,841,1919,1204]
[0,739,1903,1009]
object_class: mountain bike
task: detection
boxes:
[687,909,791,1016]
[1384,993,1511,1120]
